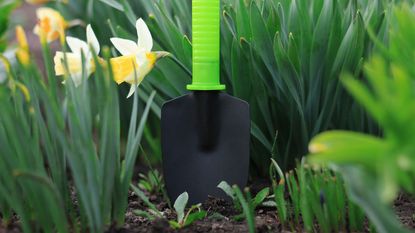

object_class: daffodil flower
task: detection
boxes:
[34,7,68,43]
[54,24,100,87]
[110,18,168,98]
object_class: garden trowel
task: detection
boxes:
[161,0,250,205]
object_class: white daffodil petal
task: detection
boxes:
[71,73,83,87]
[86,24,100,55]
[136,18,153,52]
[127,84,137,98]
[66,36,89,56]
[110,38,140,56]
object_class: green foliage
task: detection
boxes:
[233,187,256,233]
[131,184,164,221]
[0,0,19,52]
[218,181,270,212]
[268,159,367,232]
[218,180,269,230]
[66,0,390,173]
[0,41,155,232]
[138,169,164,194]
[308,4,415,233]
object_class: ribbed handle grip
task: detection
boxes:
[193,0,220,62]
[188,0,225,91]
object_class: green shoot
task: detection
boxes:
[233,187,256,233]
[218,181,270,212]
[169,192,207,229]
[138,170,164,195]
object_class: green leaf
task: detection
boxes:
[133,210,155,221]
[174,192,189,223]
[168,220,181,229]
[184,211,207,227]
[308,131,388,169]
[98,0,123,11]
[217,181,235,200]
[252,187,269,208]
[130,185,162,217]
[233,187,255,233]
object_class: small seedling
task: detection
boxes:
[131,185,164,221]
[233,186,256,233]
[138,169,164,194]
[217,181,270,210]
[270,159,288,225]
[216,182,258,232]
[168,192,207,229]
[132,185,206,229]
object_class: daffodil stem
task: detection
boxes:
[40,42,58,99]
[167,55,192,77]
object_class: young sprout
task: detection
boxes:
[131,185,164,221]
[132,186,206,229]
[168,192,207,229]
[233,187,256,233]
[218,181,270,211]
[138,170,164,194]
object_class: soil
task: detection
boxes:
[107,191,415,233]
[109,192,280,233]
[1,185,414,233]
[394,193,415,229]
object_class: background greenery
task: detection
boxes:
[56,0,391,174]
[0,41,155,231]
[0,0,414,232]
[308,4,415,233]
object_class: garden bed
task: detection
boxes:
[117,191,415,233]
[2,185,413,233]
[1,1,415,233]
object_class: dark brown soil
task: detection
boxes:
[1,190,414,233]
[110,192,279,233]
[394,193,415,229]
[107,191,415,233]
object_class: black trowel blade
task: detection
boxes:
[161,91,250,205]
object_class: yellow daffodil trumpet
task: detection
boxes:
[54,24,100,87]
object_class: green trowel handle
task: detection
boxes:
[187,0,226,91]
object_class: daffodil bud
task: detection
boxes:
[15,26,30,67]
